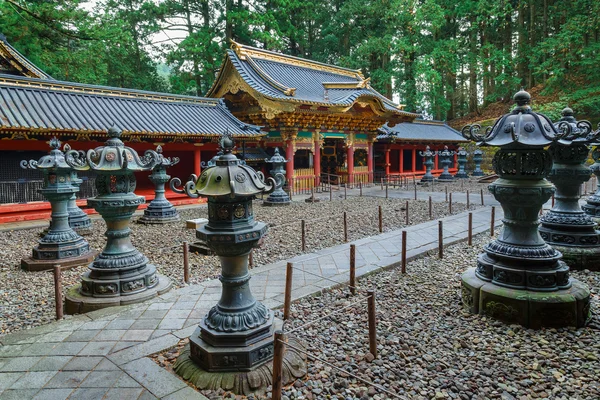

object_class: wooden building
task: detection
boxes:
[376,120,468,177]
[207,41,419,190]
[0,36,265,222]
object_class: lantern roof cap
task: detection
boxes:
[21,137,72,171]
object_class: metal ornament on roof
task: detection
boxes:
[418,146,438,183]
[454,147,469,179]
[472,148,485,176]
[138,145,181,224]
[19,138,96,271]
[460,90,591,329]
[63,126,171,314]
[539,108,600,270]
[437,145,455,182]
[172,131,306,395]
[263,147,291,206]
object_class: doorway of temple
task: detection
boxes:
[321,139,344,183]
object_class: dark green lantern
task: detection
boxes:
[263,147,291,206]
[64,127,171,314]
[65,162,92,235]
[461,90,591,329]
[419,146,437,183]
[20,138,96,271]
[173,132,306,395]
[472,148,484,176]
[454,146,469,179]
[539,108,600,270]
[437,145,455,182]
[138,146,181,224]
[583,123,600,223]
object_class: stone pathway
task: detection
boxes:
[0,204,503,400]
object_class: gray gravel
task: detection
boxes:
[273,235,600,400]
[0,195,477,336]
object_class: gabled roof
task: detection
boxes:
[378,120,468,143]
[0,34,53,80]
[0,74,263,139]
[207,42,417,119]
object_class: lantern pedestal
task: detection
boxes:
[67,173,93,235]
[540,143,600,270]
[462,268,591,328]
[472,149,485,176]
[437,146,454,182]
[263,147,291,206]
[419,146,436,183]
[21,189,96,271]
[138,158,180,224]
[454,147,469,179]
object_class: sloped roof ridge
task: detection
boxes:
[230,41,364,80]
[0,35,54,80]
[0,73,218,105]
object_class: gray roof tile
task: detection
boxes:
[378,120,468,142]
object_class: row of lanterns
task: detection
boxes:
[419,145,485,183]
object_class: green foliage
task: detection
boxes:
[1,0,599,123]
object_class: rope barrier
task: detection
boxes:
[284,295,371,335]
[279,340,402,399]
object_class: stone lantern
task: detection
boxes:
[454,147,469,179]
[138,146,181,224]
[66,168,92,235]
[461,90,590,328]
[472,148,485,176]
[583,125,600,222]
[64,127,171,314]
[263,147,291,206]
[539,108,600,270]
[437,145,455,182]
[419,146,438,183]
[172,133,306,395]
[20,138,96,271]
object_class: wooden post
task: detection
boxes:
[53,265,63,321]
[414,184,417,200]
[445,186,448,202]
[330,187,333,201]
[311,187,315,203]
[350,245,356,295]
[301,220,306,251]
[367,290,377,359]
[271,331,286,400]
[183,241,190,284]
[405,200,409,225]
[480,188,484,205]
[401,231,407,274]
[468,212,473,246]
[360,182,363,196]
[378,205,383,233]
[343,211,348,242]
[491,206,496,237]
[449,193,452,214]
[466,190,470,209]
[284,262,293,320]
[385,184,388,199]
[428,196,433,219]
[344,185,347,200]
[438,220,443,259]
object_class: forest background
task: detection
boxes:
[1,0,599,124]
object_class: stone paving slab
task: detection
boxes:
[0,200,503,400]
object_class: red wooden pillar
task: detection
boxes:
[286,140,294,180]
[367,140,374,183]
[411,147,416,173]
[313,132,321,186]
[347,145,354,184]
[434,147,439,170]
[193,148,201,177]
[399,145,404,174]
[385,146,390,175]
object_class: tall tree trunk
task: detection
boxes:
[469,17,478,113]
[517,0,527,87]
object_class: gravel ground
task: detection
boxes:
[269,235,600,400]
[0,195,477,336]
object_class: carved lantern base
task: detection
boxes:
[263,188,291,206]
[21,191,96,272]
[462,268,590,328]
[174,321,307,396]
[137,198,180,224]
[437,172,454,182]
